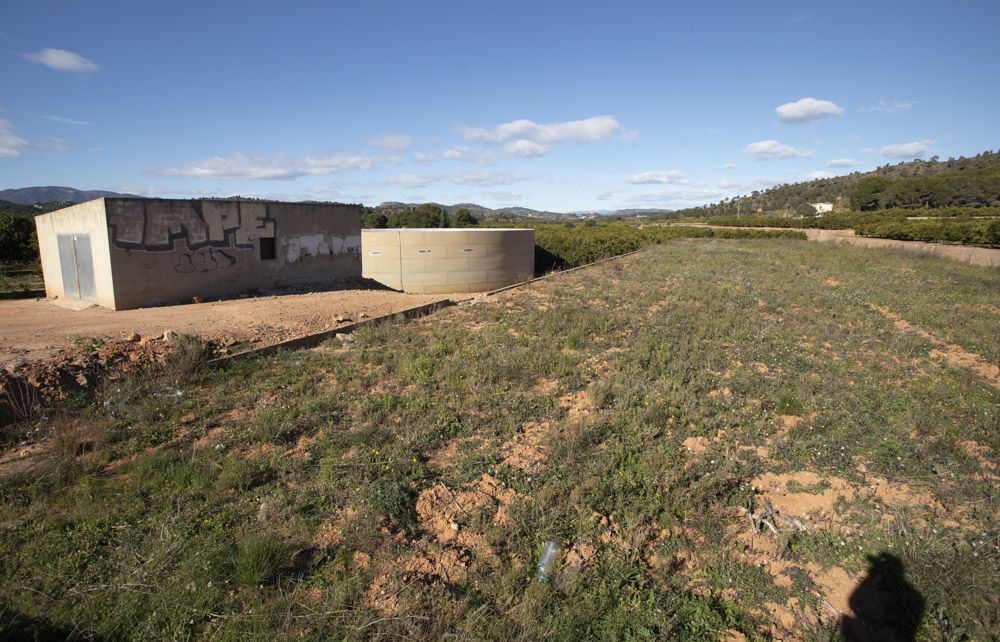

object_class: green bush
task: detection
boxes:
[0,213,37,263]
[711,207,1000,246]
[530,222,805,268]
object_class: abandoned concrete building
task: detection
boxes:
[35,198,363,310]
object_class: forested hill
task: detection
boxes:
[668,149,1000,218]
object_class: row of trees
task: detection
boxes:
[663,150,1000,219]
[0,212,38,264]
[849,165,1000,210]
[362,204,479,229]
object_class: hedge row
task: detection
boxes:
[853,219,1000,246]
[709,207,1000,246]
[533,223,805,268]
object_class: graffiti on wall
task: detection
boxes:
[175,248,237,273]
[106,200,275,252]
[285,233,362,263]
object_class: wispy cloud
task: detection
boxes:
[826,158,861,168]
[504,139,548,157]
[368,133,412,151]
[23,48,99,73]
[878,139,935,159]
[154,151,385,180]
[863,100,914,113]
[722,160,736,169]
[482,190,523,203]
[0,117,27,157]
[442,146,498,165]
[718,177,782,191]
[460,115,628,157]
[411,151,437,165]
[745,139,813,160]
[29,137,70,151]
[775,97,845,123]
[624,187,723,207]
[623,170,689,185]
[805,170,835,180]
[45,114,90,125]
[449,171,527,187]
[379,171,527,189]
[788,12,815,23]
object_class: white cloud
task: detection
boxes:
[504,139,549,157]
[23,48,99,73]
[378,171,527,189]
[805,170,835,180]
[155,152,384,180]
[863,100,914,113]
[722,160,736,170]
[459,115,626,157]
[383,173,441,189]
[878,139,935,159]
[745,139,813,160]
[718,177,782,191]
[449,171,526,187]
[0,117,27,157]
[482,190,523,203]
[623,170,689,185]
[411,150,437,164]
[775,97,845,123]
[826,158,861,168]
[441,146,497,165]
[368,133,412,151]
[29,137,70,151]
[625,187,723,207]
[45,114,90,125]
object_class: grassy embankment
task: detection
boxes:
[1,238,998,640]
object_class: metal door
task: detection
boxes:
[56,234,96,301]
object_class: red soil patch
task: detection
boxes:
[870,304,1000,389]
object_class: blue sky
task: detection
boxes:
[2,1,999,212]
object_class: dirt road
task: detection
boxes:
[0,288,447,369]
[692,224,1000,268]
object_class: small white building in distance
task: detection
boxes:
[810,202,834,215]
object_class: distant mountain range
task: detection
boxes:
[0,187,662,220]
[371,201,584,220]
[0,186,137,206]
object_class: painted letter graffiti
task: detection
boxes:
[106,200,275,252]
[175,248,237,273]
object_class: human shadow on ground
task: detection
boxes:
[840,552,925,642]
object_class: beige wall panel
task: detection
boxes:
[361,228,534,294]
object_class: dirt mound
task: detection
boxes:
[0,338,168,427]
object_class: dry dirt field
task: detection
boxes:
[0,287,447,369]
[693,224,1000,268]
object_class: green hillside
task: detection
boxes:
[665,150,1000,218]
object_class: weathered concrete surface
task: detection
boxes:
[362,228,535,294]
[35,198,364,309]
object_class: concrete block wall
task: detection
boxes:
[362,228,535,294]
[105,199,362,309]
[35,198,363,310]
[34,199,117,308]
